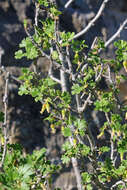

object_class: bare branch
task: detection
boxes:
[105,18,127,48]
[65,46,82,113]
[55,21,83,188]
[54,19,68,91]
[0,47,4,67]
[66,46,75,80]
[78,93,92,113]
[0,72,9,169]
[86,134,94,152]
[35,2,39,29]
[49,46,61,84]
[71,0,109,40]
[91,36,98,50]
[110,131,115,164]
[111,180,126,190]
[49,69,61,84]
[69,137,82,190]
[0,66,22,84]
[95,63,104,82]
[64,0,74,9]
[105,112,116,165]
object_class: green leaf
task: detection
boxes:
[62,141,72,151]
[62,127,72,137]
[24,19,27,29]
[30,88,40,97]
[50,7,61,16]
[52,50,59,60]
[61,155,70,164]
[18,85,28,96]
[33,148,46,162]
[87,184,92,190]
[19,37,38,59]
[81,172,91,184]
[80,144,90,156]
[38,0,49,6]
[74,119,86,136]
[15,50,25,59]
[71,84,84,95]
[18,164,34,178]
[99,146,110,153]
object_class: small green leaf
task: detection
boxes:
[50,7,61,16]
[87,184,92,190]
[18,164,34,178]
[38,0,49,6]
[52,50,59,60]
[15,50,25,59]
[61,155,70,164]
[24,19,27,29]
[18,85,28,96]
[71,84,84,95]
[81,172,91,184]
[99,146,110,153]
[62,127,72,137]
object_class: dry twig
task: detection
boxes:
[71,0,109,40]
[64,0,74,9]
[105,18,127,48]
[0,72,9,169]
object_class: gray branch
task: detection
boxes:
[0,72,9,169]
[64,0,74,9]
[71,0,109,40]
[105,18,127,48]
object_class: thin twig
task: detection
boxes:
[86,134,94,152]
[35,2,39,29]
[0,66,22,84]
[95,63,104,82]
[110,131,114,163]
[66,46,75,81]
[49,46,61,84]
[64,0,74,9]
[111,180,126,190]
[0,47,4,67]
[79,17,127,76]
[0,72,9,169]
[70,0,109,40]
[105,112,115,164]
[78,93,92,113]
[65,46,81,110]
[105,18,127,48]
[91,37,98,50]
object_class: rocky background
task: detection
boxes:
[0,0,127,189]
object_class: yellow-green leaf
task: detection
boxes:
[123,60,127,72]
[40,104,46,114]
